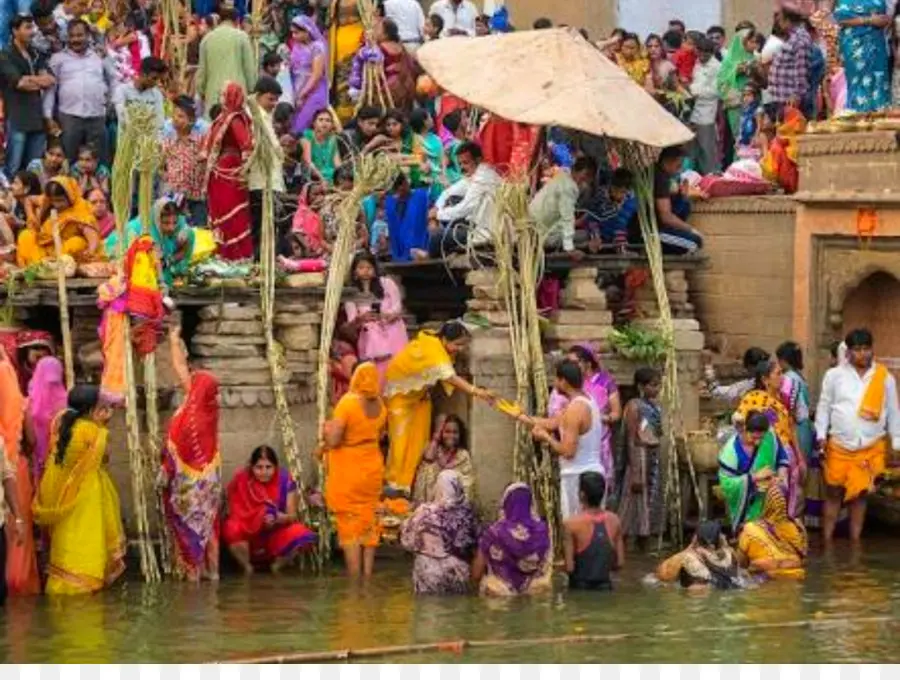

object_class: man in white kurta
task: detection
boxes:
[815,329,900,542]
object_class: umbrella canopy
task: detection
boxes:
[417,27,694,149]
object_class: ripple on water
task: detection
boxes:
[2,539,899,663]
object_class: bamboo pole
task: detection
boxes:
[222,615,894,664]
[49,210,75,389]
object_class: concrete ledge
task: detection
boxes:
[691,195,797,214]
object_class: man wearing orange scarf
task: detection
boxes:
[815,328,900,543]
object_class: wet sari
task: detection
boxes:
[478,483,551,597]
[325,363,387,548]
[718,430,790,531]
[223,466,317,562]
[0,355,39,595]
[736,389,804,518]
[161,371,222,581]
[738,483,807,579]
[27,356,68,482]
[400,470,478,595]
[205,82,254,261]
[33,418,125,595]
[384,332,456,497]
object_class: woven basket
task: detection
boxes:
[684,430,720,472]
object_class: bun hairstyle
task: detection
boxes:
[55,385,101,465]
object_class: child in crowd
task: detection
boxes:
[70,145,111,196]
[672,30,698,86]
[424,13,444,41]
[737,84,762,159]
[441,109,467,184]
[369,197,390,259]
[596,169,638,252]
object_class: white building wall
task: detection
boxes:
[616,0,723,37]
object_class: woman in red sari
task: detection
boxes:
[159,325,222,582]
[205,81,254,261]
[223,446,317,574]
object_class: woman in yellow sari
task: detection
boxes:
[383,321,493,515]
[33,385,125,595]
[17,176,103,267]
[324,362,387,579]
[329,0,366,122]
[735,358,805,519]
[738,482,807,579]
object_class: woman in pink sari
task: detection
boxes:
[547,344,622,486]
[25,356,68,483]
[343,251,408,384]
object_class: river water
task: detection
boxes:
[1,537,898,663]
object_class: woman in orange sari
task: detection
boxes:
[324,362,386,579]
[0,346,39,596]
[205,82,254,261]
[159,325,222,582]
[223,446,316,574]
[16,176,103,267]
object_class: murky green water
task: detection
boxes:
[2,537,899,663]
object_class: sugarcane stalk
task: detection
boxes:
[49,210,75,389]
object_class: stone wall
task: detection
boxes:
[690,196,797,358]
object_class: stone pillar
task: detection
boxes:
[548,267,614,351]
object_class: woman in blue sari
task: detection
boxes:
[106,197,196,286]
[834,0,892,113]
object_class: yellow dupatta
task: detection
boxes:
[33,417,109,527]
[384,331,455,398]
[858,363,889,422]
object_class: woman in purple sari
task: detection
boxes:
[548,344,622,485]
[400,470,478,595]
[472,483,552,597]
[25,356,68,482]
[290,15,329,135]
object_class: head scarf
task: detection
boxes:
[28,356,68,479]
[292,14,325,47]
[759,482,808,558]
[478,482,551,593]
[42,176,98,243]
[15,330,55,393]
[204,81,253,185]
[401,469,478,561]
[717,30,754,102]
[167,370,220,468]
[349,361,380,399]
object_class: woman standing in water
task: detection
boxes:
[324,362,387,579]
[343,251,408,385]
[383,321,495,514]
[33,385,125,595]
[159,325,222,582]
[617,367,665,548]
[0,347,39,595]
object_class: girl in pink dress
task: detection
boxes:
[343,252,408,384]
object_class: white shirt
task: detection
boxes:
[760,36,785,105]
[435,162,501,245]
[249,107,286,193]
[689,58,721,126]
[429,0,478,37]
[529,171,579,252]
[385,0,426,43]
[815,363,900,452]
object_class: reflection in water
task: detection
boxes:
[1,541,900,663]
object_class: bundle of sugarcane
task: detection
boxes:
[314,152,399,566]
[616,140,703,550]
[49,210,75,389]
[110,103,163,581]
[354,0,393,113]
[246,100,314,551]
[160,0,188,92]
[489,177,559,551]
[249,0,267,66]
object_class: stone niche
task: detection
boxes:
[793,130,900,390]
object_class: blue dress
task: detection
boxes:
[834,0,891,112]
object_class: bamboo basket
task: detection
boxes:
[683,430,720,473]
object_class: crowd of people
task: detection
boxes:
[0,0,897,605]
